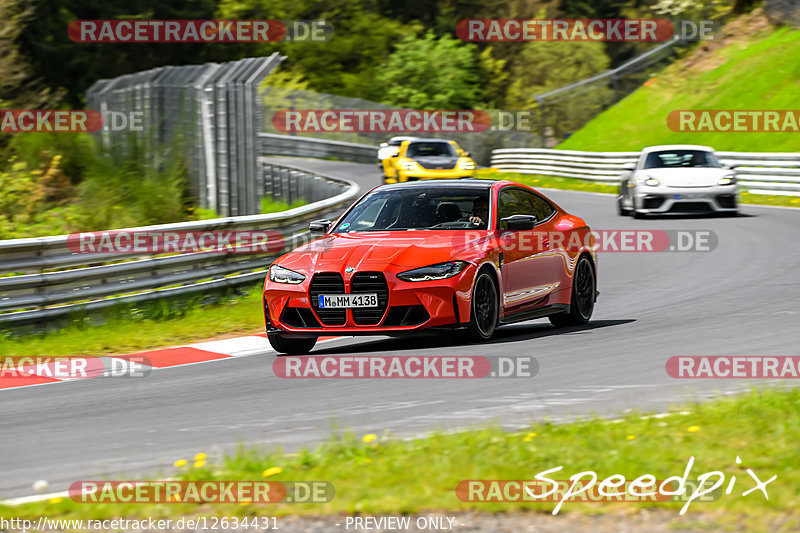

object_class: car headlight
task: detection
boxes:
[397,261,469,282]
[642,175,660,186]
[400,160,419,171]
[457,159,475,170]
[719,175,737,185]
[269,264,305,284]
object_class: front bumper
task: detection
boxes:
[634,185,738,214]
[264,268,476,337]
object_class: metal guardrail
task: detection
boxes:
[87,55,285,217]
[491,148,800,195]
[0,163,360,328]
[259,132,377,164]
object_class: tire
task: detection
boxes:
[617,196,631,216]
[268,334,317,355]
[549,256,595,327]
[468,270,499,341]
[632,210,644,219]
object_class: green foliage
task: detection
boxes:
[505,40,613,138]
[0,132,194,238]
[560,25,800,152]
[374,31,481,109]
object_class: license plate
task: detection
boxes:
[674,193,705,200]
[318,293,378,308]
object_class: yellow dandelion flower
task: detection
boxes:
[527,432,536,438]
[626,435,636,440]
[194,452,207,461]
[688,425,701,433]
[362,433,377,443]
[173,459,187,467]
[49,497,62,503]
[262,467,282,478]
[193,460,206,469]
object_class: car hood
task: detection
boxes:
[277,231,487,273]
[637,167,731,187]
[412,155,459,169]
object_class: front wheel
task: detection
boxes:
[617,196,631,216]
[550,256,595,327]
[268,334,317,355]
[468,271,499,341]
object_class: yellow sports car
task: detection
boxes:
[382,139,476,183]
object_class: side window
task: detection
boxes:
[528,192,555,221]
[497,188,554,229]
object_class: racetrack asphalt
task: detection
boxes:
[1,156,798,499]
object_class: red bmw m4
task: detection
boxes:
[263,179,597,354]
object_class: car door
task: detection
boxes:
[496,187,559,312]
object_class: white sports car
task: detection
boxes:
[617,145,739,217]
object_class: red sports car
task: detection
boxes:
[263,179,597,354]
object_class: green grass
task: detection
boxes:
[5,388,798,532]
[479,169,800,207]
[260,197,307,213]
[558,25,800,152]
[0,285,265,360]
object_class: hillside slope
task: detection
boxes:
[559,11,800,152]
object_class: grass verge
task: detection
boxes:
[0,285,265,360]
[479,169,800,208]
[3,387,798,532]
[557,19,800,152]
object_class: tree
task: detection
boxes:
[374,31,481,109]
[505,40,613,138]
[0,0,62,108]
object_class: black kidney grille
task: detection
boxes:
[309,272,346,325]
[350,272,389,325]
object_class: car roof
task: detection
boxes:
[407,138,453,144]
[388,136,418,144]
[641,144,715,153]
[378,179,493,190]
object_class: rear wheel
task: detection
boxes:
[268,334,317,355]
[550,256,595,327]
[468,271,499,341]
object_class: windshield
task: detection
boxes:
[333,187,490,232]
[643,150,721,169]
[406,142,458,158]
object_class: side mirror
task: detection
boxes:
[501,214,537,231]
[463,151,471,157]
[723,163,737,170]
[309,219,332,235]
[379,142,388,148]
[622,162,636,171]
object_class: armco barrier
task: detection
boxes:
[259,132,377,164]
[0,163,359,328]
[491,148,800,196]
